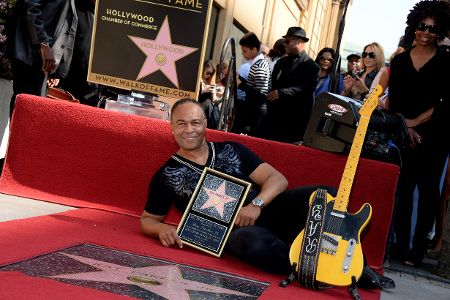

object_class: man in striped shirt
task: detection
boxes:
[234,32,271,136]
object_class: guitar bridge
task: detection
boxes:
[342,238,357,273]
[321,233,340,255]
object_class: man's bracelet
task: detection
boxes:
[40,42,50,48]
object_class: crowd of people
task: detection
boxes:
[192,0,450,272]
[200,26,320,143]
[1,0,449,277]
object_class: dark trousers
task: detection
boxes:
[226,185,335,274]
[10,59,46,117]
[232,100,266,136]
[394,141,448,264]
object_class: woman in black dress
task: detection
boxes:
[389,0,450,267]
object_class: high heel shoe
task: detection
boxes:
[403,249,423,268]
[403,260,421,267]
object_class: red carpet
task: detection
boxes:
[0,95,399,299]
[0,271,130,300]
[0,209,380,299]
[0,95,399,269]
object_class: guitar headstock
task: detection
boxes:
[359,85,382,117]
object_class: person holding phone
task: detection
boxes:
[341,42,385,101]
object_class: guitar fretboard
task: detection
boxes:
[334,115,370,212]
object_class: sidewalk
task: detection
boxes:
[382,258,450,299]
[0,192,449,299]
[0,78,12,159]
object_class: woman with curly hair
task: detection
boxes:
[389,0,450,267]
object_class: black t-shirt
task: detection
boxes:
[145,141,264,215]
[389,48,449,119]
[389,48,450,146]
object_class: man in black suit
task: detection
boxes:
[259,27,319,143]
[7,0,95,114]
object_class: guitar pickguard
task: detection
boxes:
[323,201,371,242]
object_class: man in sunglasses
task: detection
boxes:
[259,27,319,144]
[345,53,362,77]
[336,53,361,95]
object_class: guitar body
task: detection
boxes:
[289,86,381,287]
[289,190,372,286]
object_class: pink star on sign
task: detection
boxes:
[50,253,251,300]
[128,16,197,87]
[201,181,237,218]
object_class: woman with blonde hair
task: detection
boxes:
[369,43,407,109]
[341,42,385,101]
[198,60,219,128]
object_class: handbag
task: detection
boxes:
[47,87,80,103]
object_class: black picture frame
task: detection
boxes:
[177,167,251,257]
[88,0,213,99]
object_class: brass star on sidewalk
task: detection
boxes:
[50,253,251,300]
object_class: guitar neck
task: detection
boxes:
[334,115,370,212]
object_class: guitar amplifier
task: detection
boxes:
[303,93,408,165]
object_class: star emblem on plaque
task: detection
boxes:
[178,168,252,257]
[198,180,239,221]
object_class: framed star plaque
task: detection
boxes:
[88,0,213,99]
[177,168,252,257]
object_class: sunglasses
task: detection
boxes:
[362,52,375,59]
[283,39,298,45]
[319,56,334,63]
[416,23,439,34]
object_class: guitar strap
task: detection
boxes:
[297,188,328,289]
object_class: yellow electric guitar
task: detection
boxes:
[289,85,383,287]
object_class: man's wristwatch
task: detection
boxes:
[251,198,264,209]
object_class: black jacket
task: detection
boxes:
[262,50,319,143]
[7,0,89,74]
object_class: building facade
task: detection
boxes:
[206,0,351,66]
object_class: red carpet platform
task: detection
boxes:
[0,95,400,299]
[0,209,382,299]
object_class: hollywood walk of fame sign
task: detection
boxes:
[1,244,268,299]
[177,168,252,257]
[88,0,213,99]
